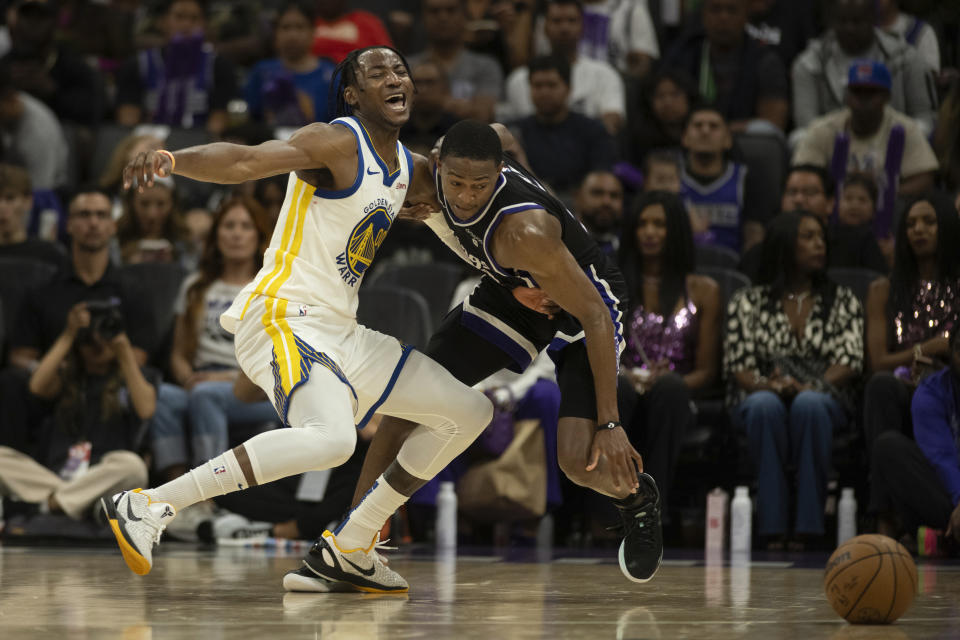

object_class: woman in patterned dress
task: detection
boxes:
[725,210,865,549]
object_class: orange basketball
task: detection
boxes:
[824,534,918,624]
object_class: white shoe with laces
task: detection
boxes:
[100,489,177,576]
[286,530,407,593]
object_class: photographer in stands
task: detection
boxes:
[1,187,154,480]
[0,296,154,521]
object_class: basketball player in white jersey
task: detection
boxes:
[100,46,493,593]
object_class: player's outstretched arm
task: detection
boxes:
[123,122,355,189]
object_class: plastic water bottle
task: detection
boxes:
[837,487,857,546]
[705,487,729,552]
[436,481,457,550]
[730,486,752,554]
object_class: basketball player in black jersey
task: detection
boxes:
[340,120,662,584]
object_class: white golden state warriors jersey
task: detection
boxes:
[221,116,413,333]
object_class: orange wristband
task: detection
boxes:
[157,149,176,174]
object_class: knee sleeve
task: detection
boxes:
[381,352,493,480]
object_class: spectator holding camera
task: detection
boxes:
[0,302,154,521]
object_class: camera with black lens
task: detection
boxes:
[79,298,125,343]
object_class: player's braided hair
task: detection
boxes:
[330,46,414,118]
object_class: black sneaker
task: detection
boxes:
[614,472,663,583]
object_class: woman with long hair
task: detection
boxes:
[863,191,960,523]
[115,178,192,268]
[725,211,864,549]
[151,195,277,499]
[618,191,721,516]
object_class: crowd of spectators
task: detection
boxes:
[0,0,958,555]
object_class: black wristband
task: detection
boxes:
[595,421,622,432]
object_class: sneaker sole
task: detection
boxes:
[283,568,335,593]
[618,540,662,584]
[100,496,151,576]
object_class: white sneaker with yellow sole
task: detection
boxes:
[101,489,177,576]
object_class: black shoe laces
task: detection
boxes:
[613,500,660,548]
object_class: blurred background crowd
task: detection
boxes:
[0,0,958,556]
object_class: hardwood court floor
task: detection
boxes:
[1,544,958,639]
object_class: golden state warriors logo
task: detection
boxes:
[336,207,392,286]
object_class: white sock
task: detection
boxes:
[145,450,250,512]
[335,474,408,550]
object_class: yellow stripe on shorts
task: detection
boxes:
[239,178,308,321]
[260,179,316,395]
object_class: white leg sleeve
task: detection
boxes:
[246,365,358,485]
[150,365,357,510]
[376,351,493,480]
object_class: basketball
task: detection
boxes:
[824,534,917,624]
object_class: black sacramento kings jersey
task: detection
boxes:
[434,157,628,372]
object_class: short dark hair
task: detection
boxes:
[439,120,502,163]
[546,0,584,15]
[528,54,571,87]
[787,164,835,198]
[643,150,681,176]
[682,103,727,132]
[0,164,31,196]
[162,0,209,17]
[841,172,878,206]
[276,0,316,24]
[69,184,113,210]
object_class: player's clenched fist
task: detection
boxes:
[123,149,174,191]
